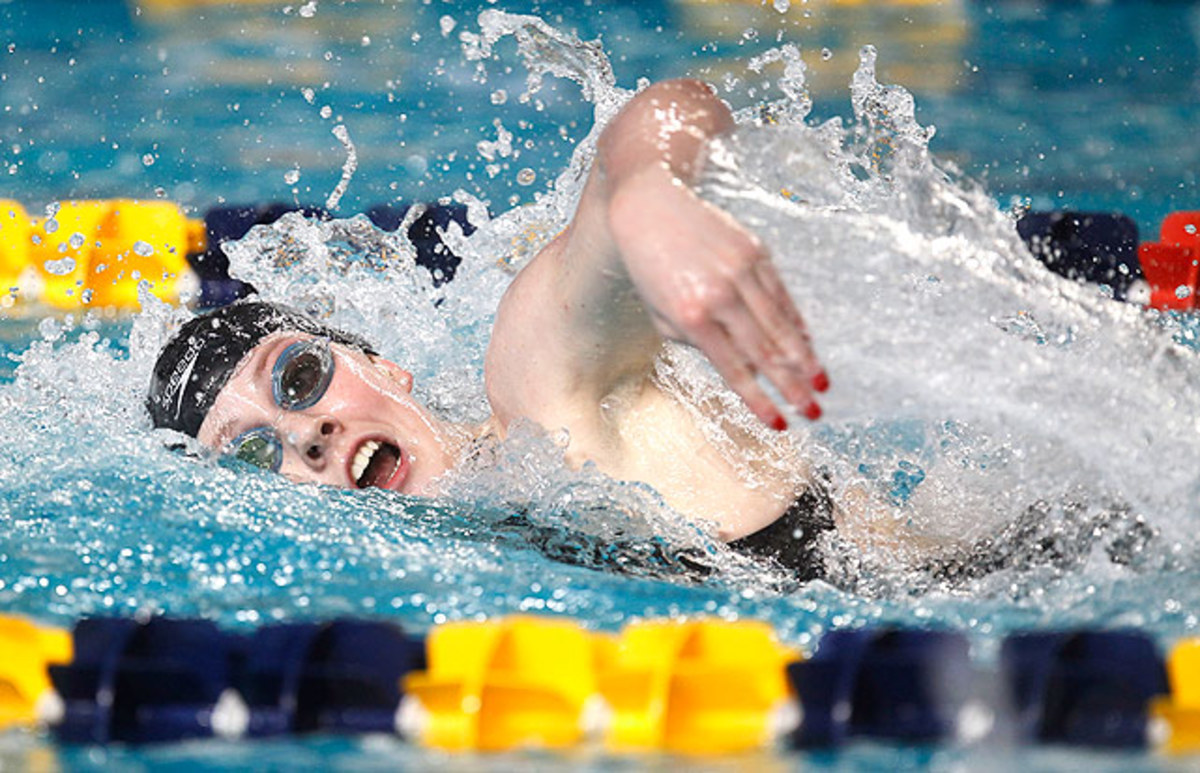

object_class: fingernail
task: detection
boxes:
[770,413,789,432]
[812,371,830,393]
[804,402,822,421]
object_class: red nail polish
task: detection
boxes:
[813,371,830,393]
[770,414,788,432]
[804,402,822,421]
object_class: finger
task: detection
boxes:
[713,300,819,419]
[742,260,828,392]
[689,320,792,430]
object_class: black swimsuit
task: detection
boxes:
[491,481,838,583]
[727,481,837,583]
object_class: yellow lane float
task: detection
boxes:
[0,199,204,312]
[400,616,801,754]
[402,616,605,751]
[1152,638,1200,753]
[0,616,72,729]
[598,618,801,754]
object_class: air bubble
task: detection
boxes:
[142,153,156,167]
[516,168,536,186]
[439,15,456,36]
[1176,285,1192,300]
[133,241,154,257]
[490,89,507,105]
[1186,224,1197,235]
[69,232,85,249]
[298,1,317,18]
[43,219,59,234]
[822,48,833,61]
[320,106,333,119]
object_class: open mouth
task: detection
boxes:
[350,439,403,489]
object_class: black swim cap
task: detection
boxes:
[146,300,377,438]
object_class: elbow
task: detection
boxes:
[598,78,734,182]
[620,78,732,135]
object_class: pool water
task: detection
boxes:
[3,0,1200,768]
[4,0,1198,231]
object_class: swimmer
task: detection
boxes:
[147,80,851,579]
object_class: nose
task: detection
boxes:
[277,412,341,468]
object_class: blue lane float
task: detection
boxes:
[44,617,426,745]
[48,617,237,744]
[1016,211,1143,301]
[786,628,974,748]
[239,619,426,737]
[998,629,1168,748]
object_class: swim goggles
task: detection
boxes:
[227,337,335,472]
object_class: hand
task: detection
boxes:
[607,166,828,430]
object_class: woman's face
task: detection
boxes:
[197,333,458,494]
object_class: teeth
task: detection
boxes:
[352,440,380,483]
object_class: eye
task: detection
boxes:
[229,428,283,472]
[272,339,334,410]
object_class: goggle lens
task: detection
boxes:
[272,339,334,411]
[230,428,283,472]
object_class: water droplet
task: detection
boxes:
[1186,224,1197,235]
[773,0,790,10]
[69,232,85,249]
[439,15,456,37]
[516,168,536,186]
[81,288,93,304]
[284,169,301,185]
[298,1,317,18]
[1176,285,1192,300]
[490,89,508,105]
[43,257,75,276]
[742,27,759,42]
[43,218,59,234]
[320,106,333,119]
[142,153,156,167]
[360,36,370,47]
[133,241,154,257]
[301,87,316,104]
[822,48,833,61]
[37,317,62,341]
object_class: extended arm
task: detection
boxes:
[486,79,826,431]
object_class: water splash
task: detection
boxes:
[694,45,1200,596]
[325,124,358,211]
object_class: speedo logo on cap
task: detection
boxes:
[161,335,206,422]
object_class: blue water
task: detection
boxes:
[3,0,1198,232]
[3,1,1200,769]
